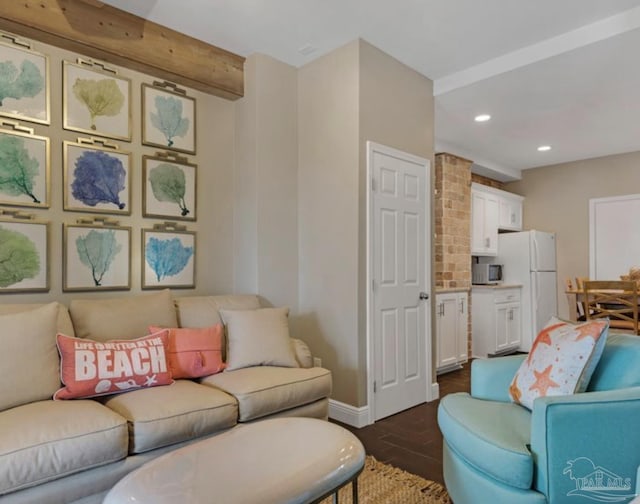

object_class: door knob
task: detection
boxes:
[419,292,429,300]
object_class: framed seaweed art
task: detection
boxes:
[143,152,196,221]
[63,219,131,292]
[0,33,49,125]
[142,223,195,289]
[142,82,196,155]
[0,214,49,293]
[63,59,132,141]
[0,121,50,208]
[63,138,132,215]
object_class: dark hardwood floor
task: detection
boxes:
[333,364,471,486]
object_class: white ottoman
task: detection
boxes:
[103,417,365,504]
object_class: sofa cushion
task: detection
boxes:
[201,366,332,422]
[509,318,608,409]
[70,289,178,342]
[55,331,173,400]
[0,302,61,411]
[438,392,533,490]
[101,380,237,454]
[588,333,640,391]
[0,400,127,495]
[149,324,226,379]
[174,294,261,328]
[220,307,299,371]
[0,302,75,336]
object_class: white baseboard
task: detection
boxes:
[431,381,440,401]
[328,399,370,428]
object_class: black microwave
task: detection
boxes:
[472,263,503,284]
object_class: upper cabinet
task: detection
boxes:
[471,183,524,256]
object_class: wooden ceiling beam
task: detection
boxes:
[0,0,244,100]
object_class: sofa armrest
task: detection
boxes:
[531,387,640,502]
[470,354,526,402]
[291,338,313,368]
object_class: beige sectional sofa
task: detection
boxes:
[0,290,332,504]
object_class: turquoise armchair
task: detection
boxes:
[438,334,640,504]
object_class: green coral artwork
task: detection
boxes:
[72,77,125,131]
[0,224,40,288]
[75,229,122,286]
[0,133,41,203]
[150,96,189,148]
[149,163,189,216]
[0,59,44,107]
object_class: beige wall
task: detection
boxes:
[506,150,640,319]
[0,36,236,306]
[298,40,434,407]
[234,54,299,310]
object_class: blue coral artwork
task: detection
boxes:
[0,40,49,124]
[142,230,195,289]
[64,142,131,215]
[142,83,196,154]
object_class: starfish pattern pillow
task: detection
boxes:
[509,317,609,410]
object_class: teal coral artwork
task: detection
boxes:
[0,220,48,292]
[0,130,50,208]
[142,230,195,289]
[64,61,131,141]
[64,224,131,292]
[143,155,197,221]
[142,83,196,154]
[0,41,49,124]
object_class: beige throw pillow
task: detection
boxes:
[0,303,61,411]
[220,307,299,371]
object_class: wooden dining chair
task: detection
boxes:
[574,277,590,321]
[584,280,639,335]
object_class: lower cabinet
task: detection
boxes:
[436,291,469,373]
[472,287,522,358]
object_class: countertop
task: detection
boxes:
[435,287,470,294]
[471,284,522,290]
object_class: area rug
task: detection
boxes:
[320,455,452,504]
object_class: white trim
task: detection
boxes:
[434,6,640,95]
[366,141,433,425]
[431,381,440,401]
[328,399,370,428]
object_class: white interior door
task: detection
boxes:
[368,142,431,422]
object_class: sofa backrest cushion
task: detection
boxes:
[0,302,61,411]
[0,302,75,336]
[174,294,261,328]
[70,290,177,342]
[588,333,640,391]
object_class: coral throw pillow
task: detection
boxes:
[148,324,226,379]
[509,318,609,410]
[55,330,173,400]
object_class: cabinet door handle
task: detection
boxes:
[511,212,516,224]
[485,237,490,248]
[459,299,464,314]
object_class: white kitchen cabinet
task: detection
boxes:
[472,286,522,358]
[471,184,525,255]
[498,194,524,231]
[436,291,469,373]
[471,188,499,256]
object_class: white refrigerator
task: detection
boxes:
[497,230,558,352]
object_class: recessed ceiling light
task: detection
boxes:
[474,114,491,122]
[537,145,552,152]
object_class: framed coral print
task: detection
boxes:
[0,216,49,293]
[63,221,131,292]
[63,59,131,141]
[0,33,49,125]
[143,152,196,221]
[0,122,50,208]
[142,225,195,289]
[142,82,196,155]
[63,138,132,215]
